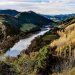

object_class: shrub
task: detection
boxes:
[0,61,19,75]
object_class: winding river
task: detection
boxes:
[3,28,50,57]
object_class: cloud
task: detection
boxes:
[0,0,75,14]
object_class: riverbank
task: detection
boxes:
[4,28,50,57]
[0,28,41,54]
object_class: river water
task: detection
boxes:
[3,28,50,57]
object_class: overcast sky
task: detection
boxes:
[0,0,75,15]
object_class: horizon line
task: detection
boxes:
[0,9,75,15]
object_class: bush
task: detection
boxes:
[0,61,19,75]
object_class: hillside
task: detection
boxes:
[0,14,19,36]
[16,11,55,27]
[0,11,56,54]
[0,11,55,36]
[63,16,75,25]
[49,23,75,75]
[0,14,39,53]
[0,9,19,16]
[1,15,75,75]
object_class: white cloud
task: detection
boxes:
[0,0,75,14]
[0,1,14,5]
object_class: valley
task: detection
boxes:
[0,9,75,75]
[4,27,50,57]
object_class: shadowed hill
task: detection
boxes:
[0,14,19,36]
[0,10,56,34]
[0,9,19,16]
[16,11,55,27]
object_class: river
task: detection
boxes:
[3,28,50,57]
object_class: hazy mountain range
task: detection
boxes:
[0,9,75,20]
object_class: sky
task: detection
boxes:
[0,0,75,15]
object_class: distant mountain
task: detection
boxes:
[43,14,75,21]
[0,9,75,22]
[16,11,55,27]
[0,9,19,16]
[54,14,75,21]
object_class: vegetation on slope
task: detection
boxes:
[1,11,75,75]
[0,14,19,35]
[20,22,75,75]
[51,23,75,53]
[23,30,59,54]
[16,11,55,27]
[49,23,75,75]
[1,22,75,75]
[20,23,39,32]
[1,26,61,75]
[0,61,19,75]
[0,10,56,54]
[63,16,75,25]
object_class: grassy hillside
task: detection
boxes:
[13,22,75,75]
[0,11,69,75]
[20,23,39,32]
[63,16,75,25]
[51,23,75,49]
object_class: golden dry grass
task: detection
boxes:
[50,23,75,52]
[52,67,75,75]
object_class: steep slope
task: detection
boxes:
[0,14,19,36]
[49,23,75,75]
[1,16,75,75]
[16,11,55,27]
[0,9,19,16]
[0,11,56,54]
[0,10,56,33]
[63,16,75,25]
